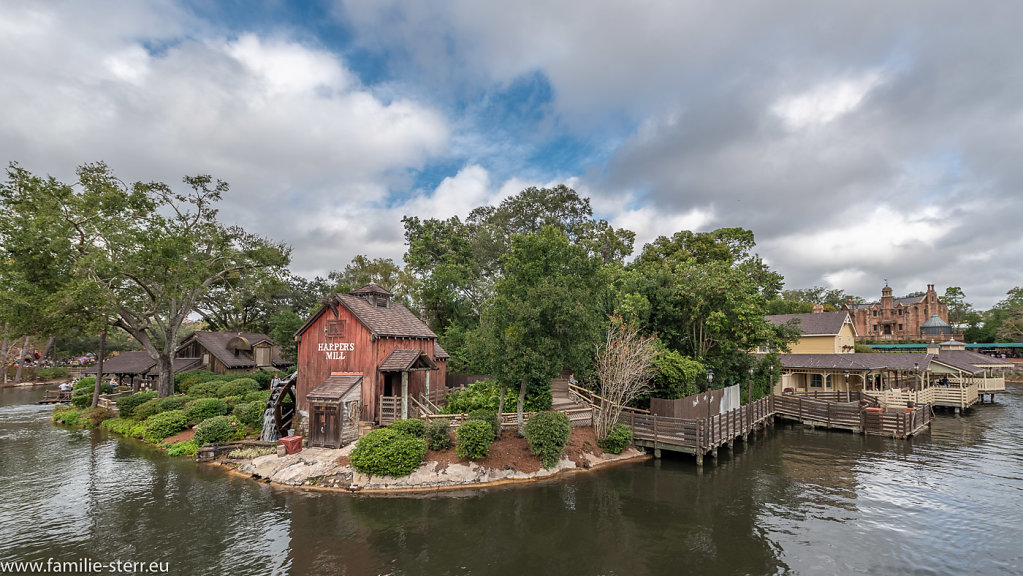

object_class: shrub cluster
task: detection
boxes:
[388,418,425,438]
[465,410,500,441]
[233,401,266,429]
[52,407,82,426]
[187,381,223,398]
[524,411,571,469]
[598,423,633,454]
[142,410,188,443]
[115,391,158,419]
[132,399,163,422]
[156,395,190,413]
[36,367,69,380]
[349,428,427,477]
[193,415,235,445]
[71,394,91,408]
[71,377,114,401]
[185,398,229,424]
[217,379,257,398]
[455,420,493,460]
[425,419,452,451]
[100,417,136,436]
[243,389,272,405]
[166,440,199,457]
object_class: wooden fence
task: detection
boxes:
[774,394,930,437]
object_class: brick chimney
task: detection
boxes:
[812,304,824,314]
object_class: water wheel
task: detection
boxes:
[271,375,297,438]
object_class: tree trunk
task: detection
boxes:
[42,335,55,363]
[516,377,528,436]
[156,354,174,397]
[497,383,506,418]
[14,336,29,384]
[1,326,8,387]
[92,330,106,409]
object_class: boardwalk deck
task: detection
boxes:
[774,393,931,438]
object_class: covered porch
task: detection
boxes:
[377,349,439,425]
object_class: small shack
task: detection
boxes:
[307,374,362,448]
[174,331,292,375]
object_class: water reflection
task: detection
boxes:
[2,385,1022,575]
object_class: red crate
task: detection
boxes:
[278,436,303,454]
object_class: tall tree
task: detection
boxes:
[1,163,290,397]
[995,287,1023,341]
[472,226,609,433]
[942,286,972,328]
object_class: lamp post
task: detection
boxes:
[748,366,754,430]
[706,369,714,421]
[844,370,851,402]
[914,361,920,393]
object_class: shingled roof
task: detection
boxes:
[90,351,156,375]
[766,311,854,336]
[379,349,438,372]
[178,331,290,369]
[307,374,363,402]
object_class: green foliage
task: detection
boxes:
[35,367,69,380]
[52,406,82,426]
[465,410,500,441]
[350,428,427,477]
[598,423,633,454]
[187,380,223,398]
[127,421,147,438]
[854,343,876,353]
[425,419,452,451]
[155,395,190,412]
[167,440,199,457]
[132,398,163,422]
[227,446,276,459]
[71,394,91,408]
[246,371,273,389]
[193,415,235,445]
[217,379,257,398]
[185,397,229,424]
[115,390,158,419]
[142,410,188,443]
[442,379,511,413]
[72,377,113,396]
[243,389,272,405]
[388,418,425,438]
[232,401,266,429]
[100,417,136,436]
[176,370,218,394]
[455,420,493,460]
[651,347,704,399]
[524,411,571,469]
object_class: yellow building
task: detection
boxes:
[765,310,858,354]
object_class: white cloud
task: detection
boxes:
[772,71,885,129]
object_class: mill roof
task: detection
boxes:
[307,374,363,402]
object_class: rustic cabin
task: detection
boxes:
[174,331,291,375]
[293,283,448,445]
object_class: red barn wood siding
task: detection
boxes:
[297,305,446,422]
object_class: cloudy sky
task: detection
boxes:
[2,1,1021,308]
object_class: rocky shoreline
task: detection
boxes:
[219,443,648,494]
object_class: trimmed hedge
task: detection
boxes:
[155,395,190,413]
[185,398,229,424]
[167,440,199,457]
[52,407,82,426]
[217,379,257,398]
[388,418,425,438]
[71,394,91,408]
[132,398,163,422]
[187,381,223,398]
[425,419,452,451]
[524,411,571,469]
[142,410,188,443]
[72,377,114,397]
[100,417,136,436]
[466,409,500,442]
[115,391,158,419]
[350,428,427,477]
[194,415,235,445]
[598,423,633,454]
[233,401,266,429]
[455,420,493,460]
[243,389,272,405]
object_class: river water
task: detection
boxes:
[1,385,1021,575]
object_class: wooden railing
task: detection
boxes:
[620,395,774,455]
[568,383,650,415]
[775,393,930,437]
[422,406,594,429]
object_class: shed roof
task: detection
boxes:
[766,311,854,336]
[307,374,363,402]
[778,353,933,371]
[179,331,290,369]
[433,341,450,360]
[379,349,438,372]
[90,351,156,375]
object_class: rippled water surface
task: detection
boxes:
[1,385,1021,575]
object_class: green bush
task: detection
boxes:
[115,391,158,419]
[193,415,235,445]
[132,398,163,422]
[243,389,272,405]
[127,421,147,438]
[217,379,257,398]
[72,377,114,397]
[466,409,500,441]
[524,411,571,469]
[185,397,229,424]
[187,381,223,398]
[425,419,452,451]
[247,370,274,389]
[442,379,513,413]
[155,395,190,413]
[100,417,136,436]
[176,370,220,394]
[71,394,91,408]
[167,440,199,457]
[233,401,266,429]
[598,423,633,454]
[388,418,425,438]
[142,410,188,443]
[52,407,82,426]
[455,420,493,460]
[350,428,427,477]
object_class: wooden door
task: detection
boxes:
[310,404,341,448]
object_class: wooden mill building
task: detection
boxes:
[294,283,448,446]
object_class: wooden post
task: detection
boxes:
[425,370,431,406]
[401,371,409,420]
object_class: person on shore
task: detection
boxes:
[271,374,281,388]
